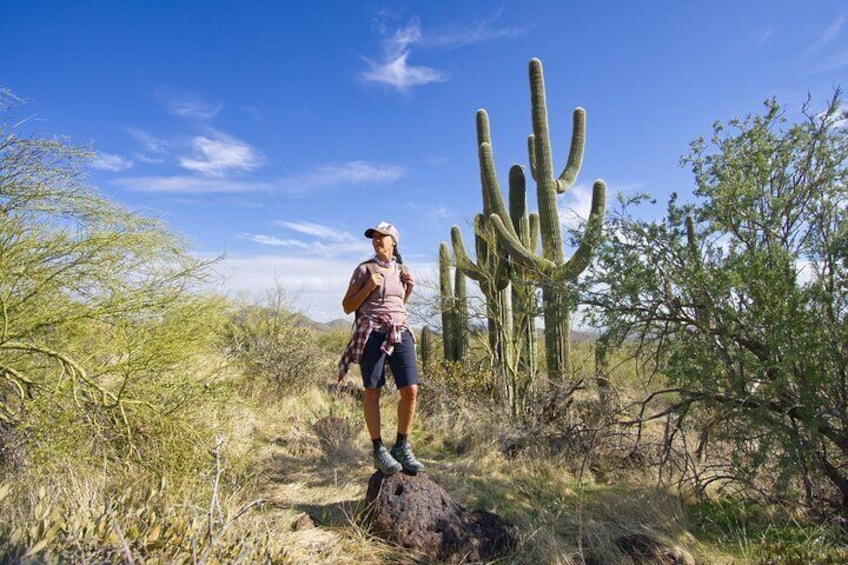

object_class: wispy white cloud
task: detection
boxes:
[811,12,847,52]
[278,221,356,242]
[245,222,367,256]
[362,18,446,91]
[362,53,446,90]
[157,87,222,119]
[91,152,133,172]
[238,234,310,248]
[113,175,272,194]
[180,131,265,177]
[132,153,166,164]
[114,158,400,195]
[408,202,452,222]
[362,13,522,92]
[424,15,525,48]
[128,127,167,153]
[815,48,848,71]
[210,254,357,321]
[277,160,404,195]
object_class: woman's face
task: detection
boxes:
[372,233,395,256]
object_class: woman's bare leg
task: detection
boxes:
[397,384,418,435]
[364,388,382,440]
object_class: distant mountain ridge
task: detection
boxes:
[290,312,351,333]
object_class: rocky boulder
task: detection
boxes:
[364,471,518,563]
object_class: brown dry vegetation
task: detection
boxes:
[3,317,847,564]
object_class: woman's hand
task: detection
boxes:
[401,270,414,288]
[369,272,383,290]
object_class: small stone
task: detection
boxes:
[292,513,316,531]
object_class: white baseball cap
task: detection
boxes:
[364,221,400,245]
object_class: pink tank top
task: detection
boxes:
[349,261,408,327]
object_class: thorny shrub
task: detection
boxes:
[222,286,334,397]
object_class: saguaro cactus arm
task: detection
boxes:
[529,212,540,254]
[450,220,486,282]
[555,180,607,280]
[527,107,585,190]
[489,214,556,274]
[509,164,530,244]
[479,141,517,239]
[528,58,587,195]
[481,141,555,274]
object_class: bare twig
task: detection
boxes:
[110,520,136,565]
[195,435,266,565]
[208,435,225,540]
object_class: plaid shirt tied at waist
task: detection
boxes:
[337,314,413,381]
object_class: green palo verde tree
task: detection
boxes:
[0,93,220,464]
[483,58,607,383]
[583,93,848,515]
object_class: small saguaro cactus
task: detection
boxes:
[453,262,468,361]
[483,58,607,382]
[438,242,468,362]
[420,325,433,374]
[439,242,458,362]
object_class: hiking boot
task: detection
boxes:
[390,444,425,473]
[373,445,402,475]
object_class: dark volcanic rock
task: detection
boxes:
[364,471,518,564]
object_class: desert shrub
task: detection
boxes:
[419,360,500,412]
[312,397,362,465]
[583,94,848,516]
[0,95,237,477]
[222,284,334,397]
[316,325,353,358]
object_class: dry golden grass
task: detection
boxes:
[3,352,841,563]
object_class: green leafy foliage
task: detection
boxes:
[0,98,226,470]
[584,92,848,514]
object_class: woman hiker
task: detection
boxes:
[337,221,425,475]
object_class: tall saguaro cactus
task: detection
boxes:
[484,58,607,382]
[451,109,515,375]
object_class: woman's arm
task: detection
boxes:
[342,271,381,315]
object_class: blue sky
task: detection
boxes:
[3,1,847,322]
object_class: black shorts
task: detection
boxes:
[360,330,419,390]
